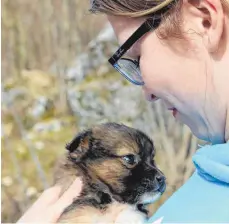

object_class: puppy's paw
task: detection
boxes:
[115,206,146,224]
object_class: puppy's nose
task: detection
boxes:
[156,175,165,184]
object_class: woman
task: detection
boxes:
[89,0,229,222]
[18,0,229,222]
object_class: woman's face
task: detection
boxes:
[108,13,227,143]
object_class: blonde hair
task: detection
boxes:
[91,0,176,17]
[90,0,228,39]
[90,0,229,17]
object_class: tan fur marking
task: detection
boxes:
[116,146,139,156]
[89,159,127,191]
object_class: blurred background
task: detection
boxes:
[1,0,204,222]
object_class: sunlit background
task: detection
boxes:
[1,0,203,222]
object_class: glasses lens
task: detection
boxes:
[115,58,144,85]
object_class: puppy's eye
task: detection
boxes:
[122,155,138,167]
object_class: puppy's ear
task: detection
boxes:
[66,130,92,162]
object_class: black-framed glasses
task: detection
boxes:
[108,1,176,85]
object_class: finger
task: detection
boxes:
[54,178,82,211]
[26,186,62,212]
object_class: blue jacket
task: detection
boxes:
[148,142,229,223]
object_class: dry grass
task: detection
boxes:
[2,0,105,78]
[2,0,105,116]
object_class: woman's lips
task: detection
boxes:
[148,94,177,117]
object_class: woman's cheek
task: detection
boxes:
[140,58,166,95]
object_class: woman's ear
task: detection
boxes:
[183,0,224,52]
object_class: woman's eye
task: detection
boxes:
[122,154,137,165]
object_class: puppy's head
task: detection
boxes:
[66,123,166,206]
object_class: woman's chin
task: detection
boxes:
[188,122,224,144]
[192,130,211,142]
[177,113,210,142]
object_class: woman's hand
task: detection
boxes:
[17,178,82,223]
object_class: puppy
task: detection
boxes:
[54,123,166,223]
